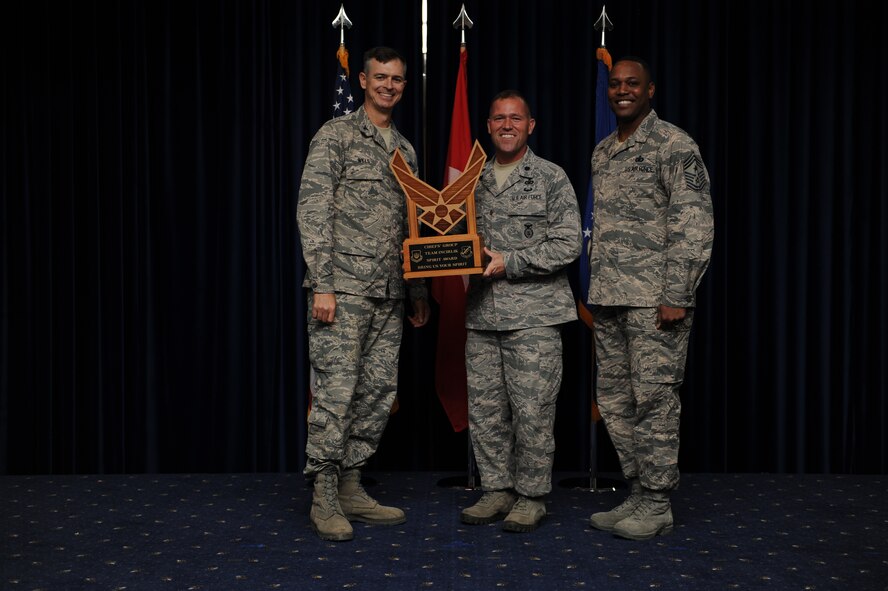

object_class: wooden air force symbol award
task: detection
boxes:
[390,140,487,279]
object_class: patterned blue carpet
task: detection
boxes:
[2,472,886,590]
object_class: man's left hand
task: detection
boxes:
[482,247,506,278]
[408,298,430,327]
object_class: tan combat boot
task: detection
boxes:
[589,479,642,531]
[338,469,406,525]
[502,495,547,532]
[460,490,517,525]
[612,489,673,540]
[309,467,353,542]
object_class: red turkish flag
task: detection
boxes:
[432,47,472,432]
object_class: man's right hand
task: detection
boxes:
[312,293,337,323]
[656,304,686,329]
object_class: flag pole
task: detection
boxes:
[434,3,477,491]
[421,1,428,180]
[589,5,616,494]
[454,3,475,491]
[594,4,613,48]
[326,5,379,489]
[319,4,354,416]
[332,4,351,47]
[560,4,620,494]
[330,5,354,119]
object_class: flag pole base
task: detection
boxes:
[303,475,378,488]
[438,436,478,489]
[558,473,624,493]
[436,473,477,490]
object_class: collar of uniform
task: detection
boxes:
[357,105,406,153]
[483,146,538,178]
[603,110,659,158]
[357,105,374,136]
[631,109,660,145]
[516,147,539,179]
[479,146,538,194]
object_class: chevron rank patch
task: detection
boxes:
[683,154,707,191]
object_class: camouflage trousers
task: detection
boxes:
[592,306,694,491]
[466,326,562,498]
[303,292,404,478]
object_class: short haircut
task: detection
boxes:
[612,56,654,84]
[363,46,407,75]
[489,89,532,118]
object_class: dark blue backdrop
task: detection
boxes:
[2,0,885,475]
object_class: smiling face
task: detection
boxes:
[608,59,655,131]
[486,96,535,164]
[359,57,407,120]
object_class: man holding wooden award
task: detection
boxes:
[395,89,581,532]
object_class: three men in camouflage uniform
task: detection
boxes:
[587,58,714,540]
[297,47,429,542]
[460,90,581,533]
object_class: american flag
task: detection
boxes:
[332,46,354,117]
